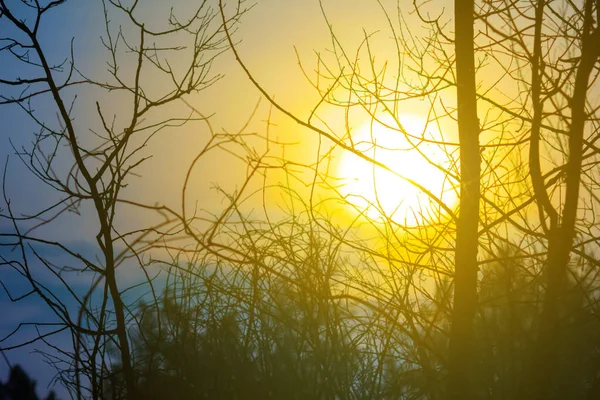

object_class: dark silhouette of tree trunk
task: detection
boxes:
[447,0,480,398]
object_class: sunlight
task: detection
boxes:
[337,114,457,225]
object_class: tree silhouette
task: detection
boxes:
[0,0,248,398]
[447,0,481,397]
[218,0,600,398]
[0,365,57,400]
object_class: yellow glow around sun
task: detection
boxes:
[337,114,457,225]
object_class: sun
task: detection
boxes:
[337,114,457,225]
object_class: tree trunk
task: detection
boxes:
[524,1,600,398]
[447,0,480,398]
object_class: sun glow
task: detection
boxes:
[337,115,458,225]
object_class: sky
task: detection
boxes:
[0,0,462,396]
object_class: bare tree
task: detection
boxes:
[218,0,600,398]
[218,0,485,398]
[0,0,247,398]
[475,0,600,397]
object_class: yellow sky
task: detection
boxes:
[37,0,508,239]
[162,0,459,221]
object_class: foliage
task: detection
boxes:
[0,365,57,400]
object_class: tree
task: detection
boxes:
[447,0,480,398]
[220,0,484,397]
[0,365,57,400]
[476,0,600,397]
[219,0,600,398]
[0,0,248,397]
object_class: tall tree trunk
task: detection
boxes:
[447,0,480,398]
